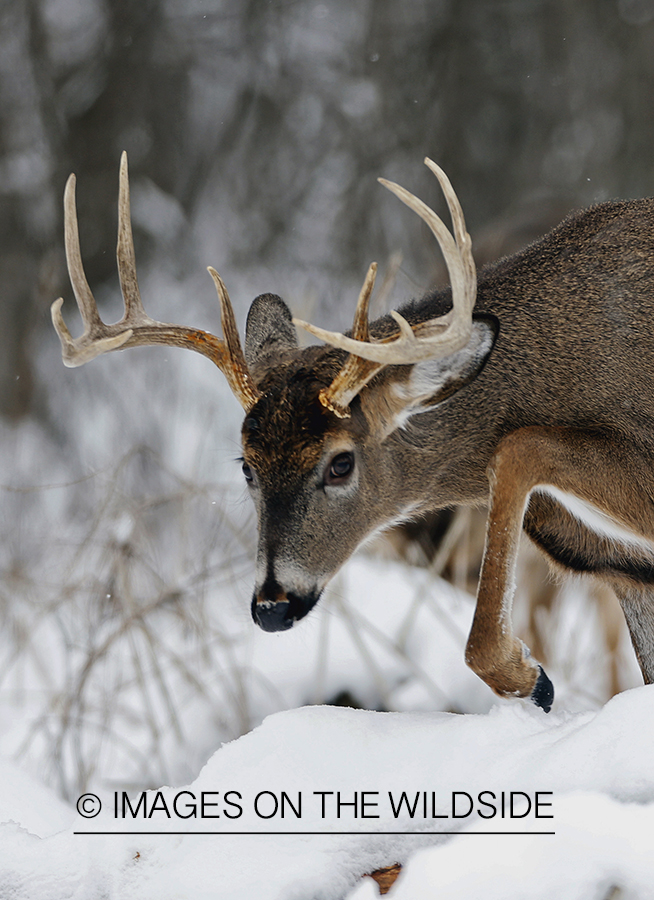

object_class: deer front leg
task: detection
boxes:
[465,429,554,711]
[466,425,654,711]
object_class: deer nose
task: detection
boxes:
[251,594,294,632]
[251,584,319,632]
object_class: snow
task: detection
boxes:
[1,684,653,899]
[0,758,74,839]
[0,546,498,800]
[380,794,654,900]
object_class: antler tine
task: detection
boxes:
[300,263,384,418]
[51,172,134,365]
[51,154,261,412]
[116,151,153,325]
[378,159,476,330]
[62,173,101,329]
[422,157,476,318]
[351,261,376,341]
[293,263,385,362]
[207,266,260,409]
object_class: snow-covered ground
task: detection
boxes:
[1,682,653,899]
[0,536,650,898]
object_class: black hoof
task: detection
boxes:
[531,666,554,713]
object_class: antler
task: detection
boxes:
[293,158,476,416]
[313,263,386,417]
[51,152,260,412]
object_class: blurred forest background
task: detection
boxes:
[4,0,654,420]
[0,0,653,800]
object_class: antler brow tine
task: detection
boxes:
[302,263,383,418]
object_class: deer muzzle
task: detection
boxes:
[250,584,321,632]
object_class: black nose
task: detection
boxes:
[251,584,320,632]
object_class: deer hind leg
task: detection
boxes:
[612,588,654,684]
[466,426,654,711]
[525,491,654,687]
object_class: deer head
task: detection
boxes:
[52,154,496,634]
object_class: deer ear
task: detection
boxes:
[403,315,498,412]
[364,315,498,435]
[245,294,299,368]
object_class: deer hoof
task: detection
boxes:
[531,666,554,713]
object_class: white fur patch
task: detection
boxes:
[391,320,494,430]
[534,485,654,554]
[408,321,494,401]
[272,558,328,595]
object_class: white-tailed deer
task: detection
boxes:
[53,153,654,713]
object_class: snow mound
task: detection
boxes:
[1,685,653,899]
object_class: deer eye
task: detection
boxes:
[325,451,354,486]
[242,462,254,484]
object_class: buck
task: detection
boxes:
[52,153,654,713]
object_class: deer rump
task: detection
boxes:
[53,155,654,713]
